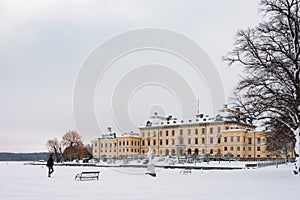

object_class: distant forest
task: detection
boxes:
[0,152,48,161]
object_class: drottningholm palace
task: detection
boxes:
[92,105,295,160]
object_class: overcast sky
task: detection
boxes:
[0,0,262,152]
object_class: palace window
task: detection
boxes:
[248,138,252,145]
[179,138,184,145]
[172,149,176,156]
[257,138,261,144]
[224,137,228,143]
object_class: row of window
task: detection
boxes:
[96,141,140,148]
[141,148,209,156]
[141,127,223,137]
[222,136,262,144]
[97,136,263,148]
[224,146,261,152]
[96,148,140,153]
[142,137,216,146]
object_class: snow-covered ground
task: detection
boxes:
[0,162,299,200]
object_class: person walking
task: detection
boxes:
[46,154,54,177]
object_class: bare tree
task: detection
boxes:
[63,141,92,161]
[61,131,88,161]
[62,130,83,148]
[224,0,300,175]
[46,137,62,162]
[265,118,295,161]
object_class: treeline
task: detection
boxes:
[0,152,48,161]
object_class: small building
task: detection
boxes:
[92,128,141,159]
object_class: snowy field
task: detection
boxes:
[0,162,299,200]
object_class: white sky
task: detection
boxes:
[0,0,262,152]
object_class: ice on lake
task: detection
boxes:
[0,162,299,200]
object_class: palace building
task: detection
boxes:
[92,106,293,160]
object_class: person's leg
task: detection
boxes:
[48,167,51,177]
[50,167,54,174]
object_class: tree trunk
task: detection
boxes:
[294,127,300,175]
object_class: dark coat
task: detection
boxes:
[46,156,54,167]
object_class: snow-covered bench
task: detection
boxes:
[75,171,100,181]
[180,169,192,174]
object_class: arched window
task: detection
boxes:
[165,149,169,156]
[187,149,192,155]
[171,149,176,156]
[195,148,199,155]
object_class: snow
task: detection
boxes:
[0,162,299,200]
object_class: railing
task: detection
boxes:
[245,159,287,168]
[257,159,286,168]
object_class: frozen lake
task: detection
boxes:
[0,162,299,200]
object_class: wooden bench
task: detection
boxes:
[75,171,100,181]
[180,169,192,174]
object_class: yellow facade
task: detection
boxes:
[92,135,141,158]
[139,121,256,158]
[92,109,293,160]
[215,129,268,159]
